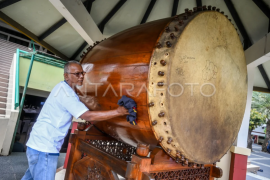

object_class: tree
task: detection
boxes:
[247,108,266,151]
[251,91,270,152]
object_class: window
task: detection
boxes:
[0,26,30,41]
[9,37,29,47]
[0,33,8,40]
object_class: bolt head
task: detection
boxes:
[166,41,172,48]
[158,71,165,76]
[160,60,167,66]
[152,120,157,126]
[156,42,162,49]
[158,112,165,117]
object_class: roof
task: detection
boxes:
[0,0,270,91]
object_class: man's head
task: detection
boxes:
[64,61,85,87]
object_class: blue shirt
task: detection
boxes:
[26,81,89,153]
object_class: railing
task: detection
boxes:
[14,49,66,110]
[10,49,66,154]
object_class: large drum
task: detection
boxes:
[77,8,247,165]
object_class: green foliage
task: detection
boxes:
[252,92,270,118]
[249,109,266,130]
[250,91,270,130]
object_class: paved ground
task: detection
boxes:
[0,152,66,180]
[247,143,270,180]
[0,144,269,180]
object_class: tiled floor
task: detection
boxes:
[247,143,270,180]
[0,152,66,180]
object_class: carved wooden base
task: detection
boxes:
[65,127,222,180]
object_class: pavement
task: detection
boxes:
[0,144,269,180]
[0,152,66,180]
[247,143,270,180]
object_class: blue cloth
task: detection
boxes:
[21,147,59,180]
[26,81,89,153]
[117,95,137,125]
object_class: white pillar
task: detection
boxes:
[236,67,255,147]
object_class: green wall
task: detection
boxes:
[19,57,64,92]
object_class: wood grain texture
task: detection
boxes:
[78,11,247,165]
[78,18,172,148]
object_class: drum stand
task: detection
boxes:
[65,126,222,180]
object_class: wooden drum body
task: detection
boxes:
[78,9,247,165]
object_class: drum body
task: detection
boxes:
[78,10,247,164]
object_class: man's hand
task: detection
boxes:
[117,106,129,116]
[80,106,129,122]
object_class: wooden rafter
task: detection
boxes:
[253,86,270,94]
[171,0,179,17]
[224,0,252,50]
[140,0,156,24]
[252,0,270,33]
[98,0,127,33]
[0,11,68,59]
[0,0,21,9]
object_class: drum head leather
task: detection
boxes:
[148,11,247,164]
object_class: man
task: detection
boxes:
[22,61,128,180]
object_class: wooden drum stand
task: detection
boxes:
[65,125,222,180]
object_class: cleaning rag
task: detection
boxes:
[117,95,137,125]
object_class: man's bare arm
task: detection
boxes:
[80,106,129,122]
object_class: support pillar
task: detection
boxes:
[229,146,251,180]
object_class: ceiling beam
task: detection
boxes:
[171,0,179,17]
[38,18,67,40]
[196,0,202,7]
[39,0,94,41]
[252,0,270,19]
[224,0,252,50]
[85,0,95,14]
[98,0,127,33]
[0,11,68,59]
[245,32,270,68]
[253,86,270,94]
[0,0,21,9]
[49,0,102,45]
[252,0,270,33]
[140,0,156,24]
[258,64,270,90]
[71,41,88,60]
[245,32,270,91]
